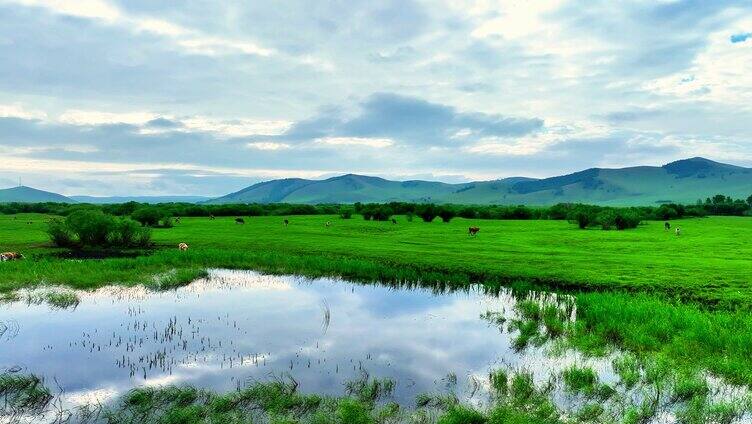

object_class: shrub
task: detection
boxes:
[46,210,151,248]
[439,207,457,223]
[46,219,75,247]
[569,208,595,229]
[66,210,116,246]
[417,204,438,222]
[371,206,393,221]
[131,207,164,227]
[458,207,477,219]
[614,210,641,230]
[340,208,353,219]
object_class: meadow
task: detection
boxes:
[2,213,752,306]
[3,213,752,421]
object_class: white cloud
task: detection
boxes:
[0,103,47,120]
[6,0,273,57]
[314,137,394,148]
[182,117,291,137]
[643,16,752,107]
[246,142,291,151]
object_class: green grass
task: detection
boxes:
[3,213,752,389]
[3,214,752,306]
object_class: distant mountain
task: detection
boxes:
[71,195,211,204]
[0,186,75,203]
[208,158,752,206]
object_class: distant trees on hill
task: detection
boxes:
[4,192,752,233]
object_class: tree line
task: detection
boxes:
[3,193,752,250]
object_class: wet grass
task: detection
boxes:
[0,373,53,416]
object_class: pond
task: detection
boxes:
[0,269,588,410]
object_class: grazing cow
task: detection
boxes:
[0,252,24,261]
[284,219,289,227]
[468,226,480,236]
[664,222,671,230]
[325,221,331,227]
[209,214,215,220]
[391,218,397,224]
[235,217,245,225]
[675,227,681,236]
[178,243,189,251]
[27,221,33,225]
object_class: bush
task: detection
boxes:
[340,208,353,219]
[569,208,596,229]
[46,210,151,248]
[458,207,477,219]
[131,207,164,227]
[46,219,75,247]
[614,210,641,230]
[439,207,457,223]
[417,204,438,222]
[372,206,393,221]
[66,210,116,246]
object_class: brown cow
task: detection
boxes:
[284,219,289,227]
[0,252,24,261]
[468,226,480,236]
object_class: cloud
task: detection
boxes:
[279,93,543,147]
[1,0,752,195]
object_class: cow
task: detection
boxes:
[284,219,289,227]
[0,252,24,261]
[391,218,397,224]
[468,226,480,236]
[235,217,245,225]
[675,227,681,236]
[178,243,189,251]
[664,222,671,230]
[325,221,331,227]
[174,217,181,224]
[209,214,216,220]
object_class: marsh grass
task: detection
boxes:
[0,373,53,416]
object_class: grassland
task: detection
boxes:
[2,213,752,396]
[2,213,752,306]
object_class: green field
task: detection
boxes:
[2,214,752,306]
[2,213,752,418]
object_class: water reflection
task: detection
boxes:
[1,270,580,409]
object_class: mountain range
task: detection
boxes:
[2,158,751,206]
[208,157,752,206]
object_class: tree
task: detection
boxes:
[132,207,164,227]
[417,204,438,223]
[438,207,457,223]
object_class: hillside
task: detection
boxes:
[0,186,75,203]
[71,196,211,204]
[208,157,752,206]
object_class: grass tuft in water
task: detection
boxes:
[147,268,209,291]
[0,373,53,415]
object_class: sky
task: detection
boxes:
[0,0,751,196]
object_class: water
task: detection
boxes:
[0,270,582,409]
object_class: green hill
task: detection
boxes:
[0,186,75,203]
[70,195,211,204]
[209,157,752,206]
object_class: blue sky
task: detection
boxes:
[0,0,750,196]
